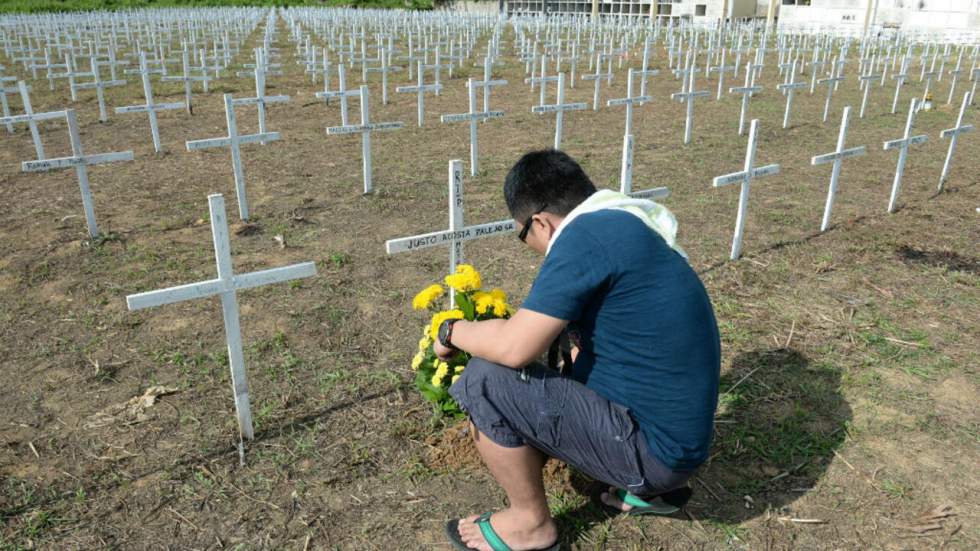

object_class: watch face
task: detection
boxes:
[438,320,450,345]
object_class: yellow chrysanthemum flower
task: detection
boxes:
[489,288,507,302]
[434,361,450,379]
[412,284,446,311]
[491,298,514,317]
[451,374,461,385]
[429,309,465,340]
[418,334,432,352]
[431,372,444,386]
[454,365,465,373]
[411,352,424,371]
[472,291,494,315]
[444,264,482,293]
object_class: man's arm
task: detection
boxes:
[445,308,568,369]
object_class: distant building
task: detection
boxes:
[502,0,980,31]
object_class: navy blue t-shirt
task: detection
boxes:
[522,209,720,471]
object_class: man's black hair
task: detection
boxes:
[503,149,597,221]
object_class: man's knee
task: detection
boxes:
[457,356,510,386]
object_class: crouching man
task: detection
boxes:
[437,150,720,551]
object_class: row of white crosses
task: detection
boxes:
[711,91,974,260]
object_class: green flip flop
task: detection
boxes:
[445,512,560,551]
[610,486,692,516]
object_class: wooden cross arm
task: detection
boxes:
[315,89,361,99]
[531,102,588,113]
[126,262,316,311]
[629,187,670,200]
[941,124,975,138]
[713,164,780,187]
[473,79,508,87]
[73,79,126,90]
[23,151,134,172]
[327,121,405,135]
[233,95,290,106]
[882,134,929,151]
[777,82,808,90]
[729,86,763,94]
[811,146,867,165]
[115,101,185,114]
[386,219,516,254]
[0,109,66,125]
[670,91,711,101]
[607,95,652,106]
[440,111,504,123]
[395,84,442,93]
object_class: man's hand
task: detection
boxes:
[434,339,456,360]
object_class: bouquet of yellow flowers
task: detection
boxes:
[410,264,514,418]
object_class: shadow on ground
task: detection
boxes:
[553,347,852,546]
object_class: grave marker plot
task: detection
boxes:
[21,110,134,237]
[326,85,404,195]
[186,94,281,221]
[883,99,928,213]
[126,193,317,442]
[937,91,974,192]
[581,53,613,111]
[385,160,516,307]
[440,78,504,177]
[115,52,185,153]
[531,73,587,150]
[811,106,867,232]
[712,119,780,261]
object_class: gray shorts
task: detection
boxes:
[449,357,691,498]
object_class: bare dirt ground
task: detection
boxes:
[1,17,978,551]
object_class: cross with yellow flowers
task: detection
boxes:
[384,160,515,307]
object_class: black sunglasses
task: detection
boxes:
[518,204,548,243]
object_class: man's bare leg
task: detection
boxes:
[456,423,559,551]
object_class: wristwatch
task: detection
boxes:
[438,319,461,351]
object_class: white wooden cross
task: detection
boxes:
[396,61,441,127]
[385,159,515,307]
[234,61,289,146]
[365,47,402,105]
[531,72,587,150]
[161,49,206,114]
[969,66,979,106]
[671,69,711,145]
[712,119,780,260]
[776,63,807,129]
[858,67,881,119]
[946,50,964,105]
[73,56,126,123]
[730,64,763,136]
[526,54,559,107]
[317,63,359,126]
[811,106,867,232]
[891,57,910,114]
[937,91,974,192]
[326,85,404,195]
[607,69,653,137]
[126,193,316,441]
[581,52,613,111]
[710,48,736,101]
[0,81,64,159]
[60,53,90,102]
[883,98,928,213]
[115,52,184,153]
[817,57,844,123]
[921,56,939,103]
[440,78,504,177]
[474,55,507,116]
[186,94,280,221]
[21,109,134,237]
